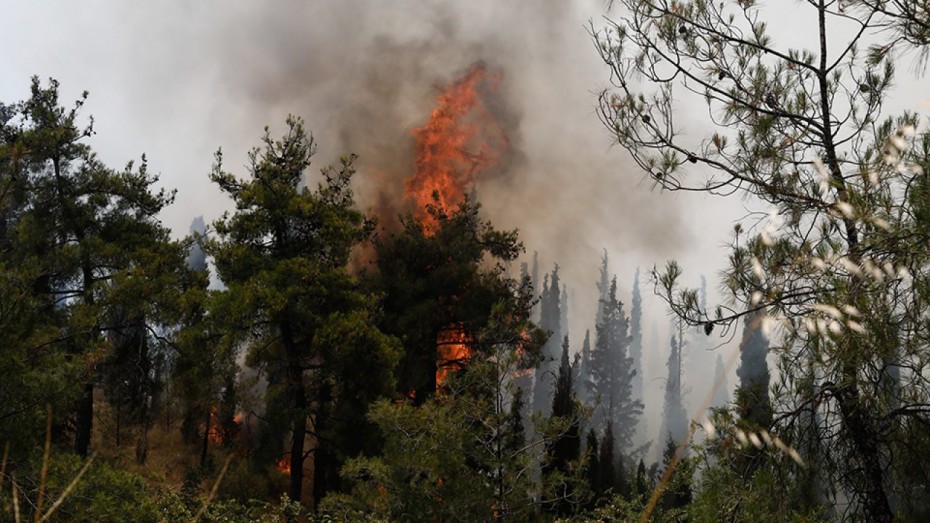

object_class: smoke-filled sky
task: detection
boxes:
[0,0,735,315]
[4,1,925,444]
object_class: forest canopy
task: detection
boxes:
[1,1,929,522]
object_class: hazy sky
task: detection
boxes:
[0,0,732,285]
[3,1,926,442]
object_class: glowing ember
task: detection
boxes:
[278,455,291,475]
[436,322,473,387]
[404,62,509,230]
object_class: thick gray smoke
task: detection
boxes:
[151,0,694,333]
[3,0,741,451]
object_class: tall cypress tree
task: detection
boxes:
[545,335,581,515]
[533,265,562,415]
[630,268,644,417]
[659,322,688,445]
[598,421,617,494]
[711,354,730,409]
[574,329,593,404]
[585,429,601,503]
[590,277,642,453]
[595,250,610,325]
[736,311,771,428]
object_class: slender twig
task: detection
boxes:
[34,405,51,523]
[39,453,96,522]
[190,455,233,522]
[1,442,10,490]
[12,475,21,523]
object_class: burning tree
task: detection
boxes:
[208,117,400,506]
[375,61,521,403]
[322,287,555,521]
[374,199,524,403]
[404,62,509,230]
[596,0,930,519]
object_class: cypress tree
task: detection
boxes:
[598,422,617,494]
[585,429,601,504]
[659,325,688,445]
[533,265,562,415]
[590,277,642,451]
[545,335,581,515]
[630,268,644,428]
[574,329,593,404]
[711,354,730,409]
[736,311,772,428]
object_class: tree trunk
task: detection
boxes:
[814,2,890,517]
[835,372,893,522]
[282,322,308,504]
[74,382,93,457]
[312,432,329,509]
[200,407,211,468]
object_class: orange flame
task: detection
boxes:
[436,322,473,387]
[278,455,291,475]
[404,63,509,230]
[205,407,242,445]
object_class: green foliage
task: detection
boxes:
[533,265,562,416]
[543,336,586,516]
[155,491,305,523]
[374,198,525,403]
[207,116,399,504]
[0,77,186,457]
[596,1,930,520]
[323,298,548,521]
[0,452,160,522]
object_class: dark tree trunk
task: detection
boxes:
[814,2,890,517]
[835,375,893,522]
[312,435,330,509]
[282,322,308,504]
[200,408,211,468]
[74,382,93,457]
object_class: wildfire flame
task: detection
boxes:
[205,407,243,445]
[278,455,291,475]
[403,63,510,389]
[404,62,509,230]
[436,322,473,387]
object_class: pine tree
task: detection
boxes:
[595,2,930,517]
[1,78,186,457]
[375,198,524,404]
[208,117,400,505]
